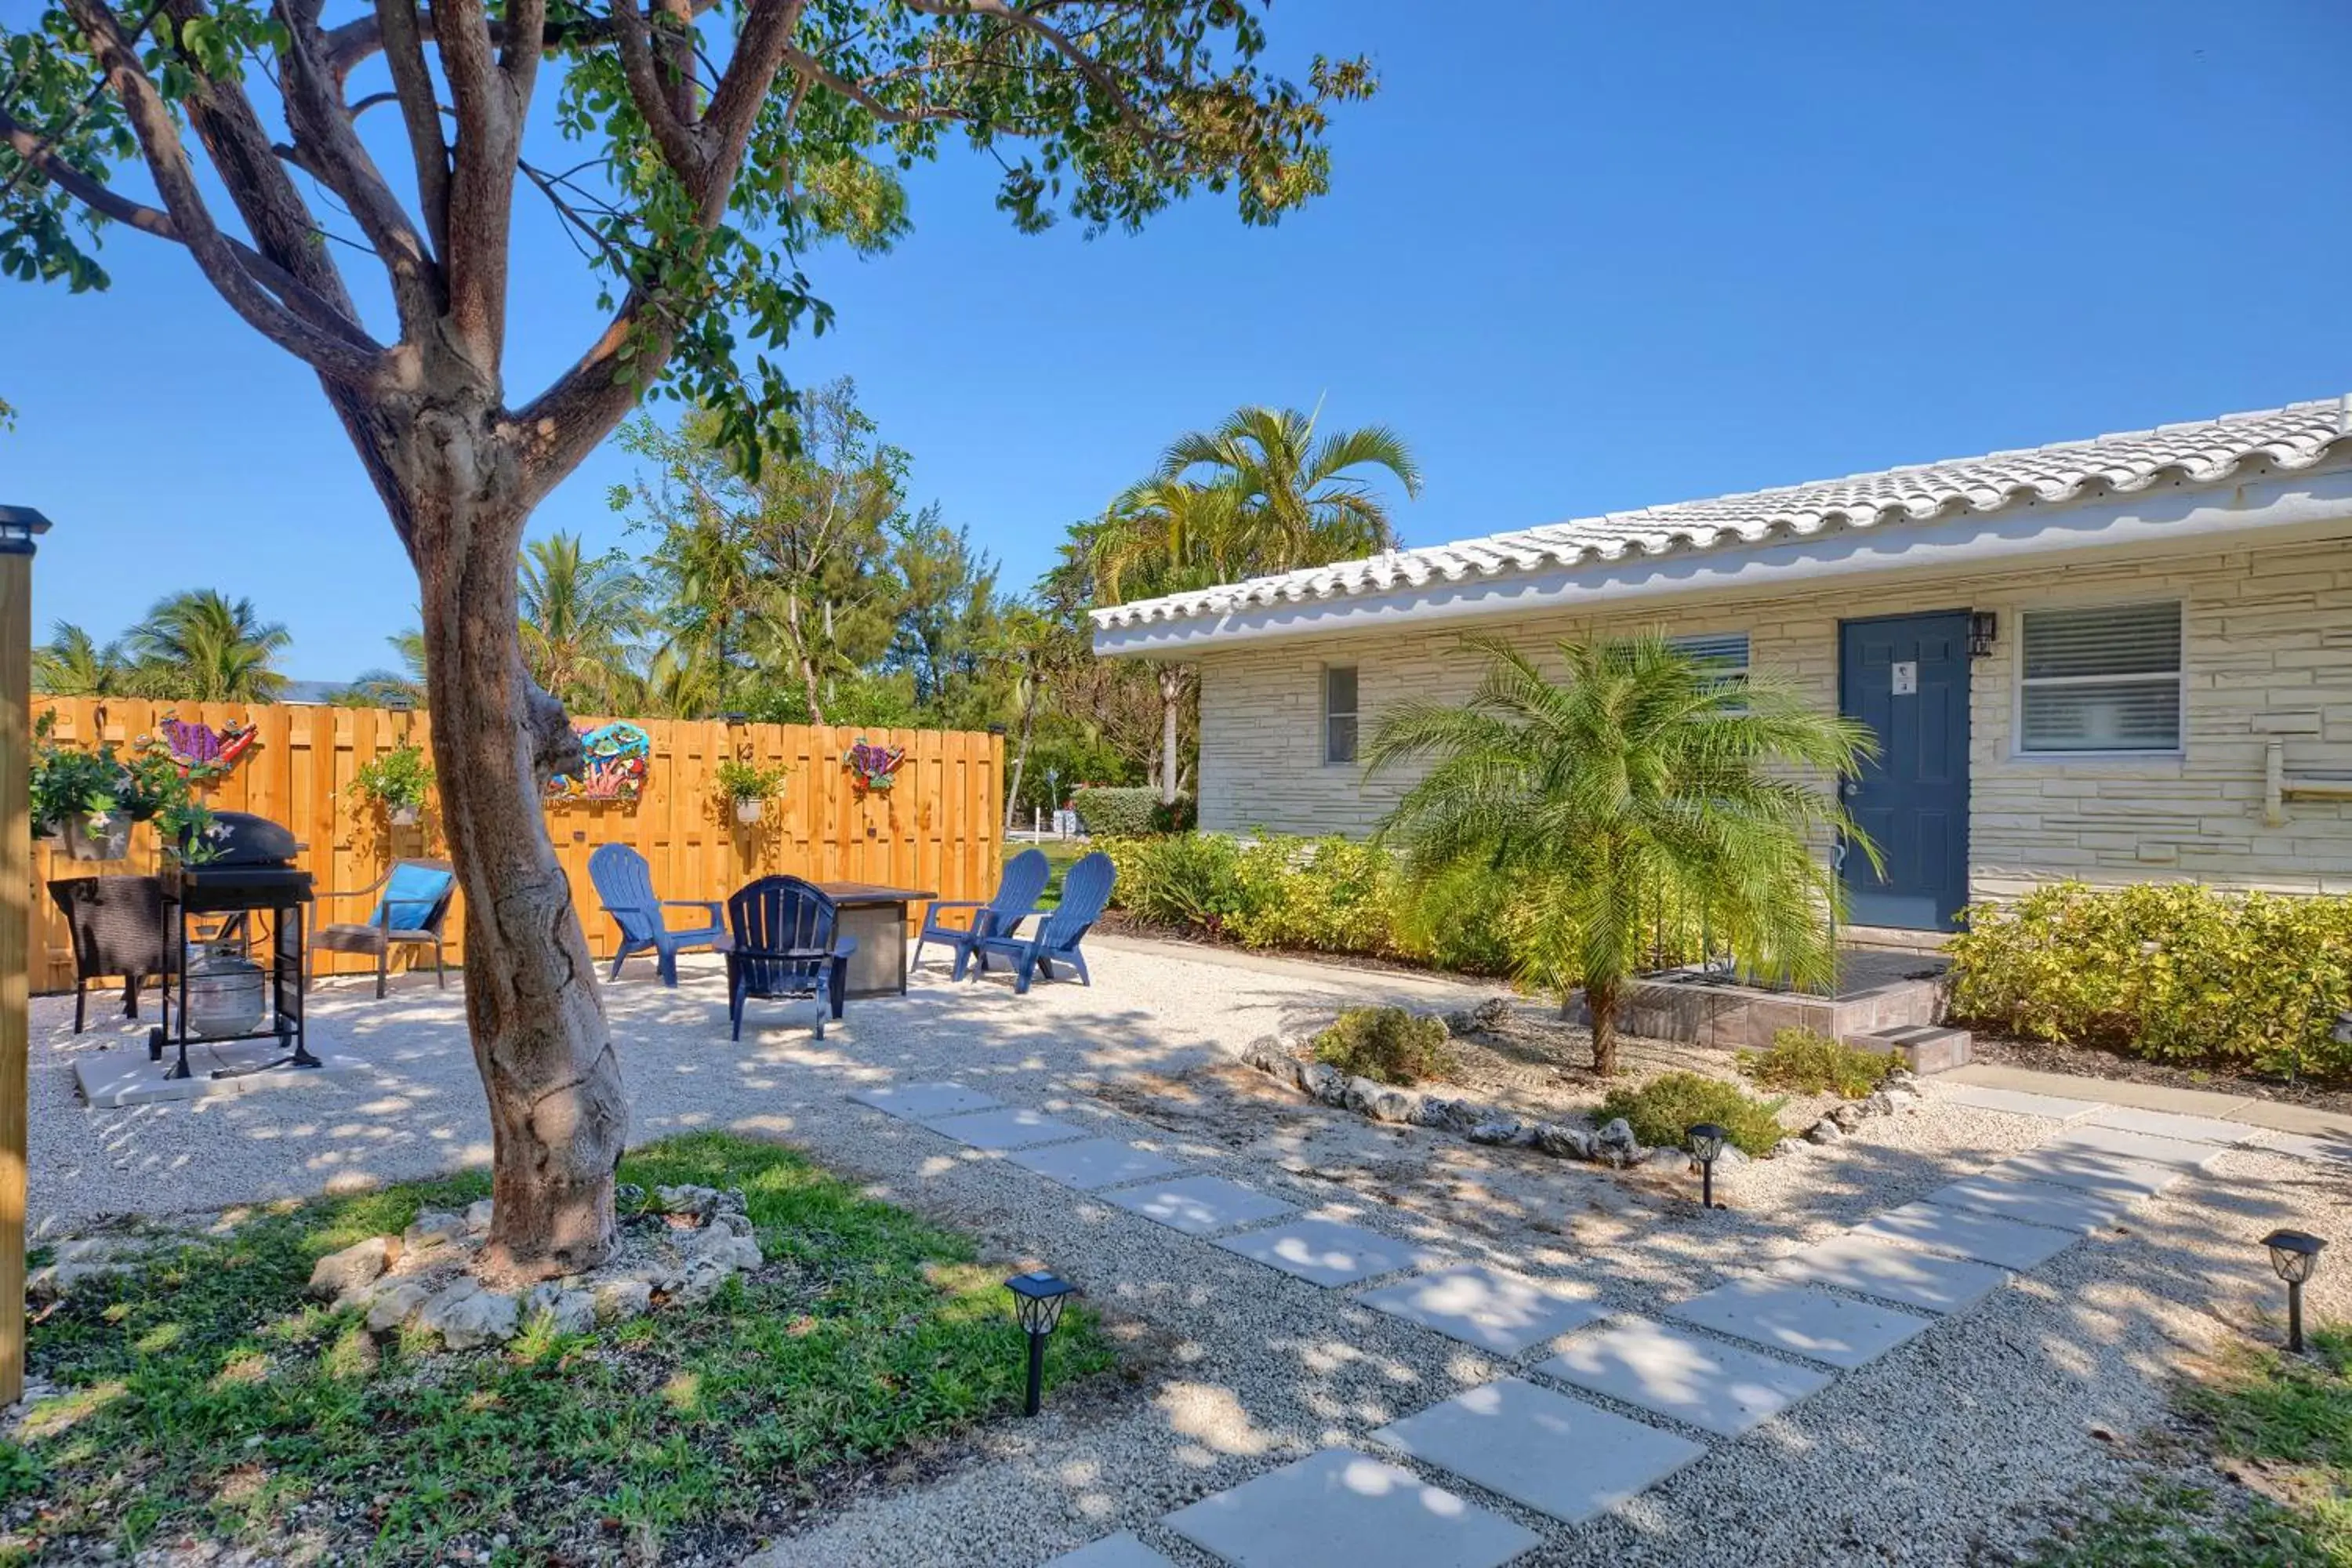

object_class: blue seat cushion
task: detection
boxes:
[372,864,452,931]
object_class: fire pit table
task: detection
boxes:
[815,882,936,998]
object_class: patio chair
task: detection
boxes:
[724,876,857,1041]
[589,844,723,987]
[912,847,1051,980]
[48,874,170,1033]
[969,851,1115,995]
[310,858,457,999]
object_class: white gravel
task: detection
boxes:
[26,935,2352,1567]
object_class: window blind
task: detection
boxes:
[2019,601,2183,753]
[1323,666,1359,764]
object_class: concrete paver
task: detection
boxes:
[1162,1449,1540,1568]
[1005,1138,1188,1191]
[1214,1218,1444,1288]
[1370,1378,1707,1527]
[1357,1265,1610,1356]
[1535,1316,1835,1438]
[1771,1233,2013,1314]
[1856,1201,2084,1269]
[1665,1279,1936,1369]
[1102,1174,1297,1236]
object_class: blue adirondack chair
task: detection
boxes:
[724,876,857,1040]
[588,844,723,987]
[969,851,1115,994]
[912,848,1051,980]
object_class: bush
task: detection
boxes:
[1102,832,1245,931]
[1149,796,1197,833]
[1947,882,2352,1080]
[1313,1007,1455,1085]
[1227,836,1403,955]
[1596,1070,1788,1157]
[1073,786,1160,837]
[1737,1028,1896,1098]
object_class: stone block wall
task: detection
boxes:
[1190,530,2352,901]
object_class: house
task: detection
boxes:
[1091,397,2352,933]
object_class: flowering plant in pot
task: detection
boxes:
[28,717,219,862]
[715,759,791,824]
[350,742,435,826]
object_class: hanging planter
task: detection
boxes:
[843,736,906,793]
[389,803,423,828]
[63,810,132,862]
[349,742,434,830]
[715,758,789,827]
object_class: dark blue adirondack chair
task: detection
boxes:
[913,848,1051,980]
[969,851,1115,994]
[724,876,858,1040]
[589,844,723,987]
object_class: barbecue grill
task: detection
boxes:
[150,811,316,1080]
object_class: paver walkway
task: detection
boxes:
[850,1065,2346,1568]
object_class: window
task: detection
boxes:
[1323,666,1359,764]
[1668,632,1751,692]
[2018,601,2183,754]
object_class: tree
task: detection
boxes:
[2,0,1370,1276]
[1366,636,1878,1076]
[886,508,1001,720]
[344,628,430,707]
[1160,404,1421,571]
[126,589,291,702]
[519,534,646,713]
[32,621,129,695]
[989,604,1073,829]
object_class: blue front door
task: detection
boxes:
[1838,611,1971,930]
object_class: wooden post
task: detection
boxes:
[0,505,49,1406]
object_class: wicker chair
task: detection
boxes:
[48,875,171,1034]
[310,859,458,998]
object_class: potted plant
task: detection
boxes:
[27,721,220,862]
[350,742,435,826]
[715,758,790,824]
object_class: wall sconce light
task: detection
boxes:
[1969,611,1998,659]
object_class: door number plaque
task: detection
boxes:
[1891,660,1918,695]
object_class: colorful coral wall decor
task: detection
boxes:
[843,735,906,792]
[150,713,258,779]
[546,721,653,801]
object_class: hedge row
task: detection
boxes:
[1946,881,2352,1079]
[1070,787,1194,837]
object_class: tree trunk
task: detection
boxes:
[1586,978,1620,1077]
[393,401,628,1283]
[1005,676,1037,833]
[1157,663,1184,806]
[785,592,826,724]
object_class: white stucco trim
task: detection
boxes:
[1094,466,2352,658]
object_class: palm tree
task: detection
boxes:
[1160,404,1422,572]
[1367,635,1878,1076]
[126,590,292,702]
[518,533,647,712]
[346,626,429,707]
[33,621,129,695]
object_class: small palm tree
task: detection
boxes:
[519,533,646,711]
[126,590,291,702]
[33,621,129,696]
[1367,635,1878,1076]
[1160,404,1421,571]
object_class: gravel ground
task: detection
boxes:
[27,935,2352,1567]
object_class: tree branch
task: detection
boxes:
[608,0,705,180]
[898,0,1144,125]
[776,42,970,127]
[54,0,387,383]
[434,0,523,365]
[372,0,453,263]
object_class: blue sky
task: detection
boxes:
[4,0,2350,679]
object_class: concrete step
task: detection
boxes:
[1845,1022,1973,1075]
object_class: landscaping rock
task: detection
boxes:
[710,1209,757,1240]
[1241,1036,1297,1079]
[463,1199,495,1232]
[1643,1147,1695,1174]
[403,1210,468,1250]
[1715,1145,1752,1171]
[1882,1079,1925,1104]
[1828,1102,1865,1132]
[365,1280,431,1333]
[652,1185,720,1223]
[307,1236,394,1302]
[673,1254,739,1305]
[1595,1118,1643,1166]
[1468,1118,1525,1146]
[1303,1062,1349,1105]
[521,1283,597,1337]
[1343,1076,1421,1123]
[591,1277,654,1324]
[614,1182,646,1210]
[419,1280,519,1350]
[26,1261,132,1301]
[1443,997,1514,1037]
[1862,1091,1897,1119]
[1805,1118,1845,1145]
[1532,1122,1595,1160]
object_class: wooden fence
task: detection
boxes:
[26,698,1003,992]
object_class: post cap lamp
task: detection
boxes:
[0,506,52,554]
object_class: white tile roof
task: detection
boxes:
[1091,396,2352,632]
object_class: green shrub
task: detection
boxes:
[1227,836,1403,955]
[1149,796,1197,833]
[1737,1028,1896,1098]
[1102,832,1245,931]
[1947,881,2352,1079]
[1313,1007,1455,1085]
[1596,1070,1788,1156]
[1388,861,1522,975]
[1073,786,1160,837]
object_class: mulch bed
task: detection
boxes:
[1965,1033,2352,1114]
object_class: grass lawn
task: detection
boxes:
[1007,838,1091,908]
[2034,1326,2351,1566]
[1,1132,1114,1564]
